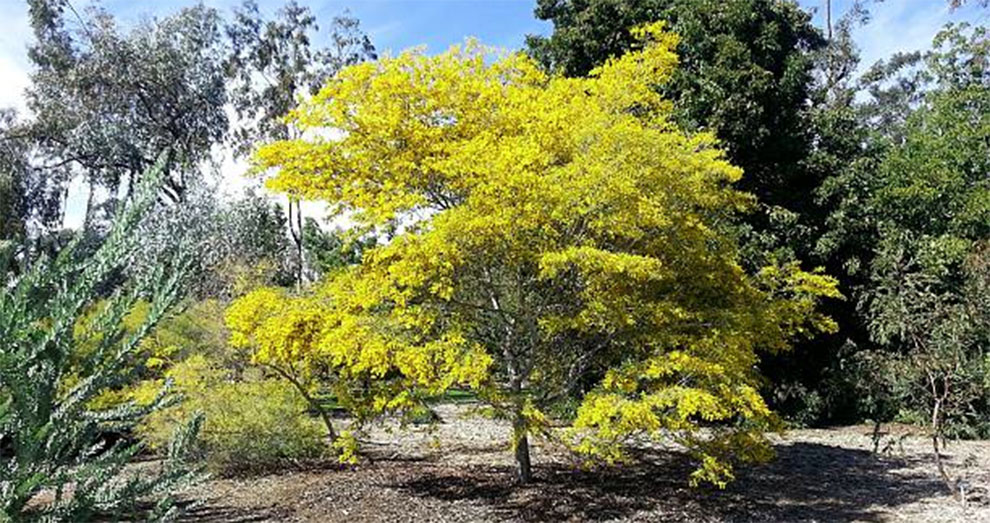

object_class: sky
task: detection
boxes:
[0,0,985,226]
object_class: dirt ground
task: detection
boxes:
[176,404,990,522]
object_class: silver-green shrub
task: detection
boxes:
[0,154,202,521]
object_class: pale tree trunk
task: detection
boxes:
[929,371,961,501]
[825,0,832,40]
[486,268,533,483]
[82,178,96,231]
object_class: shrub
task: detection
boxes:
[135,356,327,475]
[71,297,239,413]
[0,155,201,521]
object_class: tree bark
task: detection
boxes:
[513,408,533,483]
[82,177,96,231]
[929,372,961,501]
[508,356,532,483]
[287,197,305,288]
[485,270,532,483]
[506,351,532,483]
[269,364,337,445]
[825,0,832,40]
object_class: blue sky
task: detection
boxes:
[100,0,553,55]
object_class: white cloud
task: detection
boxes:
[0,56,29,113]
[0,4,31,114]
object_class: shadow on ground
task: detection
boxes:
[392,442,945,522]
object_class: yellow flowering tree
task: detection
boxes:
[230,23,840,485]
[225,287,342,445]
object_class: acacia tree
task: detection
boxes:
[228,25,838,485]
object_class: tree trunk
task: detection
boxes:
[488,276,532,484]
[82,178,96,231]
[929,373,961,501]
[508,360,532,483]
[287,197,305,288]
[506,355,532,483]
[871,419,883,454]
[825,0,832,40]
[269,364,337,445]
[296,198,304,282]
[513,409,533,483]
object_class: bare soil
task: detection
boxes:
[176,404,990,522]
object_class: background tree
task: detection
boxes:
[25,0,228,221]
[130,185,297,300]
[865,238,990,499]
[782,21,990,495]
[302,219,376,279]
[755,1,881,423]
[1,106,79,273]
[232,25,838,485]
[225,0,376,285]
[0,110,31,248]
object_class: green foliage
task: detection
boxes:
[864,238,990,494]
[766,18,990,429]
[134,356,326,475]
[225,0,377,155]
[26,1,229,208]
[0,110,30,247]
[527,0,825,210]
[0,155,201,521]
[225,0,377,286]
[203,190,298,295]
[302,219,376,278]
[815,24,990,494]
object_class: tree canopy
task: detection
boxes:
[26,0,228,207]
[228,23,839,485]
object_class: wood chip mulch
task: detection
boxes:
[176,405,990,522]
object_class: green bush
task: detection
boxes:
[0,155,201,521]
[136,356,327,475]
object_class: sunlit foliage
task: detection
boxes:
[228,23,838,485]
